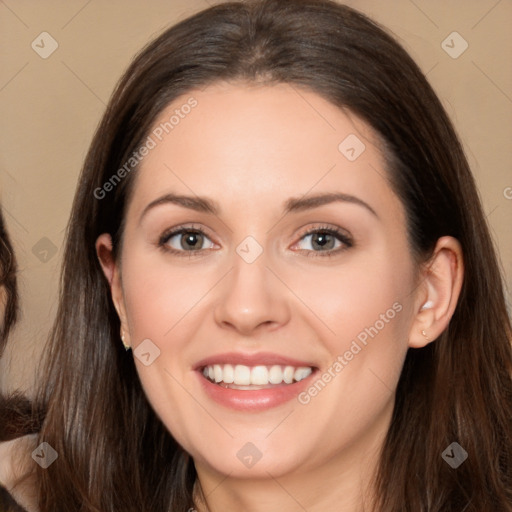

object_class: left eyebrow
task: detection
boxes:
[283,192,378,218]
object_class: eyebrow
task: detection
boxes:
[284,192,378,217]
[139,191,378,223]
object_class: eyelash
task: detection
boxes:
[157,223,353,258]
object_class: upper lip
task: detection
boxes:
[194,352,317,370]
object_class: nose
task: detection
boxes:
[213,253,291,336]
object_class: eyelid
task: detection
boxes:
[158,223,211,244]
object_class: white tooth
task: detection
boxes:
[294,367,312,382]
[213,364,223,383]
[234,365,251,385]
[251,366,269,385]
[223,364,234,384]
[269,365,284,384]
[283,366,294,384]
[208,366,214,380]
[203,367,209,378]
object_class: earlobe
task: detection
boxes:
[408,236,464,348]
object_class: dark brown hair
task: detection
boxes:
[0,208,43,442]
[0,210,41,512]
[0,208,18,354]
[34,0,512,510]
[0,208,35,444]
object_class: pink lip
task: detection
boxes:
[194,352,316,370]
[194,352,318,412]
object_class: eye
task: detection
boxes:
[157,224,352,257]
[159,225,216,255]
[292,225,353,256]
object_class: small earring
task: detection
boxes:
[121,332,131,351]
[420,300,434,310]
[421,329,430,342]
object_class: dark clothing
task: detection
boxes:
[0,486,28,512]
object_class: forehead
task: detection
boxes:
[128,81,402,222]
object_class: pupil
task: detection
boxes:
[313,232,333,250]
[182,232,202,250]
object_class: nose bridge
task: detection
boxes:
[213,244,290,334]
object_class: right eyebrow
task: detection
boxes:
[139,193,219,225]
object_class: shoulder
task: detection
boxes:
[0,435,39,512]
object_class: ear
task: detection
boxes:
[95,233,131,349]
[408,236,464,348]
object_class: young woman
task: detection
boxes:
[0,209,40,512]
[30,0,512,510]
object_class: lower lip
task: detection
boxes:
[197,371,317,411]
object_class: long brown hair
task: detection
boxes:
[34,0,512,510]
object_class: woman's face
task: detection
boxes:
[101,82,424,482]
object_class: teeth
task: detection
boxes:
[283,366,294,384]
[214,364,223,383]
[251,366,269,385]
[202,364,313,386]
[234,364,251,385]
[269,365,283,384]
[223,364,234,384]
[294,367,312,381]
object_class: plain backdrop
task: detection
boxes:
[1,0,511,393]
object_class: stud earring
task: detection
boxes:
[121,331,131,351]
[421,329,430,342]
[420,300,434,310]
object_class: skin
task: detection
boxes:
[0,435,39,512]
[97,82,463,512]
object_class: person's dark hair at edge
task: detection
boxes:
[0,208,18,355]
[34,0,512,510]
[0,208,41,512]
[0,208,43,443]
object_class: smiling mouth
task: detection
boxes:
[201,363,314,390]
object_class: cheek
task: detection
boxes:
[119,249,219,408]
[121,249,213,341]
[288,249,413,412]
[284,247,413,353]
[120,252,210,443]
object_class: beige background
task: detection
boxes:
[1,0,511,393]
